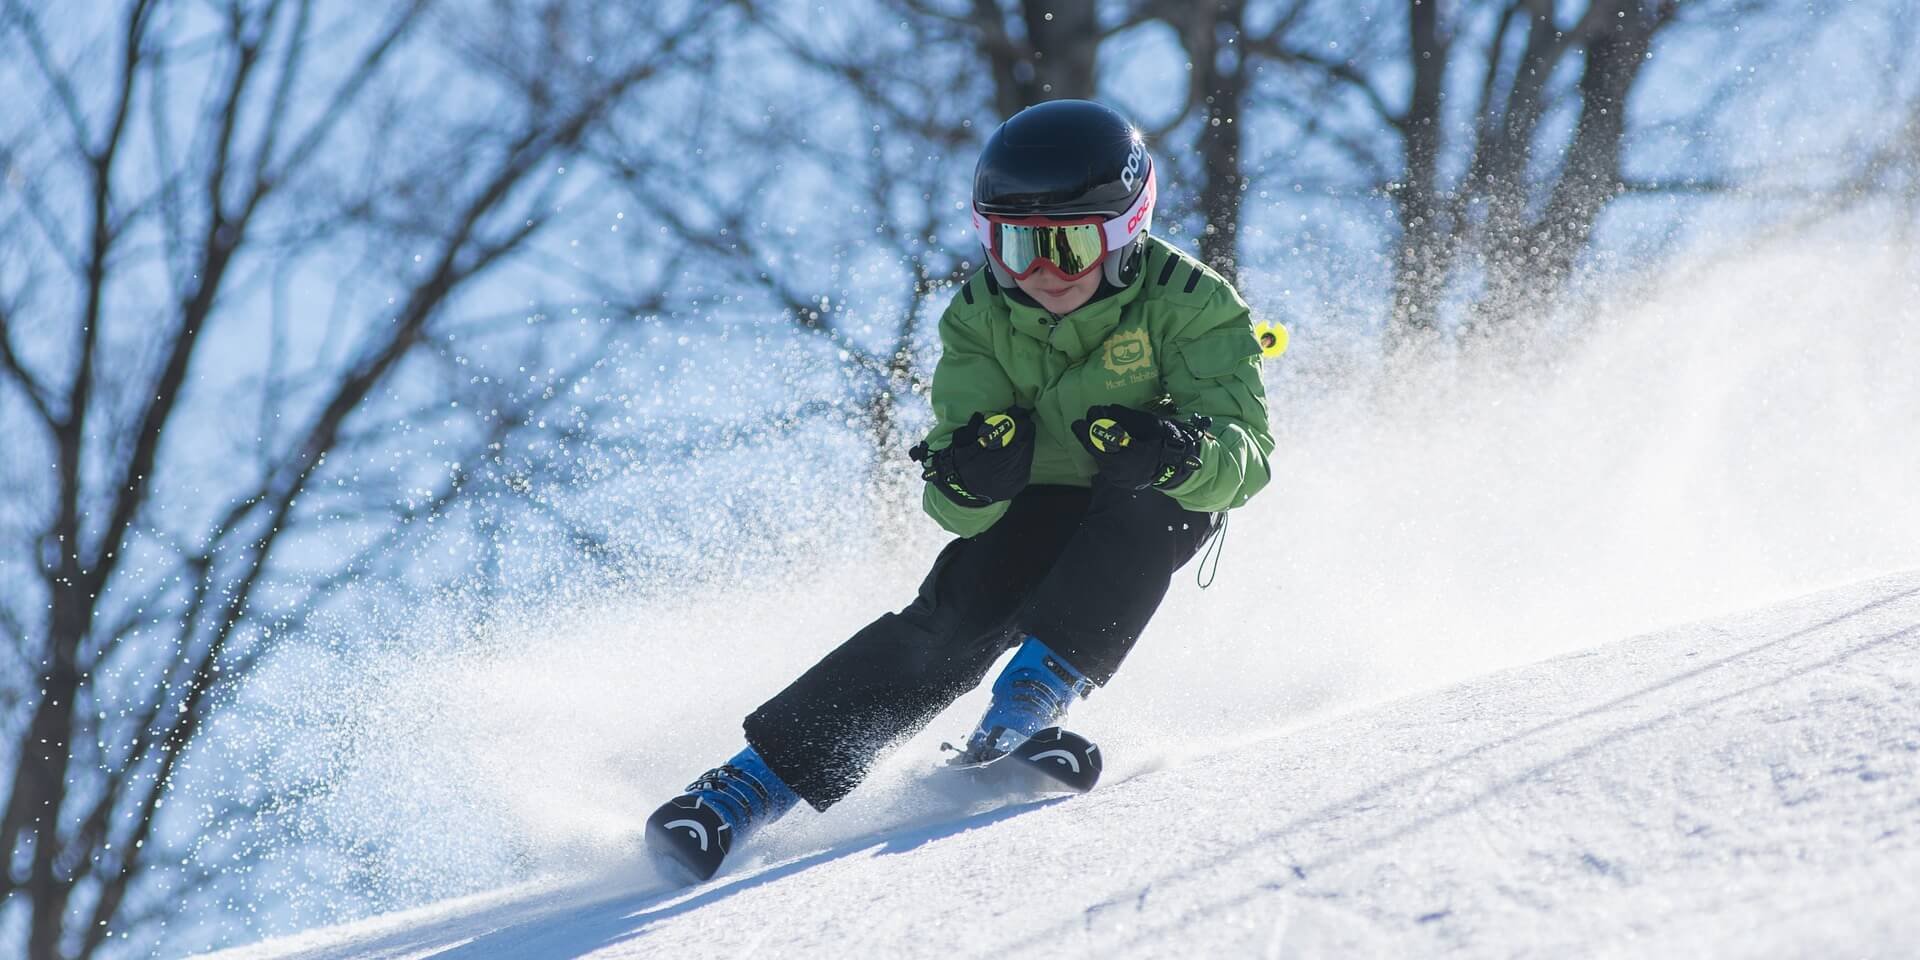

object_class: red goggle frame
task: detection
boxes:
[972,166,1156,282]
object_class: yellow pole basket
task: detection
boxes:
[1253,320,1289,359]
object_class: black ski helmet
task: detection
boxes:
[972,99,1157,290]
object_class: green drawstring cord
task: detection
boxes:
[1195,511,1229,589]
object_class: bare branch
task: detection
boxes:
[144,39,189,298]
[0,307,56,429]
[0,4,718,952]
[251,0,310,187]
[605,158,911,390]
[84,0,258,589]
[1620,174,1742,194]
[268,1,429,186]
[2,0,95,158]
[1244,28,1402,131]
[0,141,84,272]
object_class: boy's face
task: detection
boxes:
[1014,266,1103,315]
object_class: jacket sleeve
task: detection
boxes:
[919,303,1018,537]
[1159,289,1274,513]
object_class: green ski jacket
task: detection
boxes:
[921,236,1274,537]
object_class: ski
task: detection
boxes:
[945,726,1103,795]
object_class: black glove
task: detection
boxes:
[910,406,1035,507]
[1072,403,1209,491]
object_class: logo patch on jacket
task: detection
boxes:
[1101,329,1156,385]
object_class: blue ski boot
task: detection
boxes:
[946,635,1096,766]
[645,744,800,882]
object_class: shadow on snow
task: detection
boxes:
[336,794,1070,960]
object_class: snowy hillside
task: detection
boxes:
[200,571,1920,959]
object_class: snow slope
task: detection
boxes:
[200,570,1920,959]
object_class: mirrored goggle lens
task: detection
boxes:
[994,221,1106,277]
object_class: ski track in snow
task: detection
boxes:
[200,571,1920,959]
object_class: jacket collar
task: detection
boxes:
[1000,270,1147,361]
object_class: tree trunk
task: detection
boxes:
[21,581,84,960]
[1472,1,1661,335]
[1522,5,1658,307]
[1020,0,1099,105]
[1189,0,1249,285]
[979,0,1102,116]
[1387,0,1449,349]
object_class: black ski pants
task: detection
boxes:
[744,483,1215,810]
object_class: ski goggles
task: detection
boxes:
[972,167,1157,282]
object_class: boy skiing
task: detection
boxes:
[645,99,1274,881]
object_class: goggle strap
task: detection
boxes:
[1101,166,1156,251]
[970,165,1158,265]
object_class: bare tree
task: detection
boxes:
[1243,0,1787,348]
[0,2,711,956]
[1107,0,1261,284]
[590,0,1013,510]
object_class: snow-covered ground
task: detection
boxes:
[201,570,1920,959]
